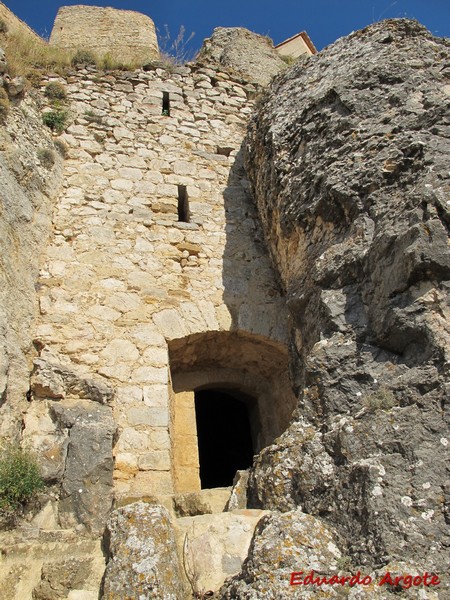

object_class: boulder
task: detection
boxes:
[32,558,92,600]
[196,27,286,86]
[31,357,114,404]
[52,399,116,534]
[244,17,450,583]
[102,503,188,599]
[220,509,344,599]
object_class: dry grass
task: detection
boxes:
[0,87,10,123]
[1,32,141,81]
[158,25,196,65]
[1,32,72,79]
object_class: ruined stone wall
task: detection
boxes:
[49,5,159,64]
[25,62,293,511]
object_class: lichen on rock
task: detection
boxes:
[243,17,450,591]
[102,502,189,599]
[196,27,286,86]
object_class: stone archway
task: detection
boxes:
[168,331,296,493]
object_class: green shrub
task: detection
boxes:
[37,147,55,169]
[42,109,68,133]
[363,388,396,412]
[71,49,97,67]
[0,444,44,517]
[0,19,8,35]
[44,81,67,101]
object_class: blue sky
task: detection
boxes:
[4,1,450,53]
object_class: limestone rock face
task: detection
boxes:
[196,27,286,86]
[244,17,450,583]
[220,509,343,599]
[0,93,63,438]
[52,400,116,534]
[102,503,188,600]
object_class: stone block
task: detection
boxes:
[103,504,187,598]
[153,308,187,339]
[141,346,168,366]
[147,427,170,450]
[143,384,169,407]
[132,365,168,384]
[101,339,140,364]
[127,406,169,427]
[131,471,174,496]
[173,435,199,467]
[138,450,171,471]
[174,510,267,593]
[117,166,143,181]
[173,404,197,436]
[115,427,148,451]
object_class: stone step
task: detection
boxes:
[174,509,268,594]
[118,485,234,518]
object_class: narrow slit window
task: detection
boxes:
[177,185,190,223]
[162,91,170,116]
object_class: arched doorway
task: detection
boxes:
[195,389,254,489]
[168,331,297,493]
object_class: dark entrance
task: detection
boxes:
[195,389,254,489]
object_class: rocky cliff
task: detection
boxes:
[223,18,450,597]
[0,90,63,439]
[0,11,449,600]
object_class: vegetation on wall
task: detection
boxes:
[158,25,196,67]
[42,108,68,133]
[1,32,71,80]
[37,147,56,168]
[0,444,44,522]
[44,81,67,101]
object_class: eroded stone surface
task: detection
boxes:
[175,509,267,595]
[220,509,343,599]
[49,5,159,65]
[102,502,188,599]
[244,17,450,593]
[51,399,116,534]
[0,91,63,439]
[196,27,286,86]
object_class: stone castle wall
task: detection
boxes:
[49,5,159,64]
[0,2,46,44]
[24,62,295,510]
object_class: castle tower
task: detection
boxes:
[49,5,159,65]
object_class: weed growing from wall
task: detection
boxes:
[37,147,56,168]
[43,109,68,133]
[158,25,196,66]
[0,444,44,521]
[44,81,67,101]
[363,388,397,412]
